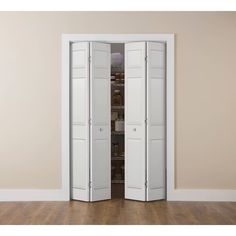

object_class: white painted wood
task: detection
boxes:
[90,42,111,201]
[71,42,90,201]
[61,36,71,201]
[61,34,176,202]
[146,42,166,201]
[2,189,236,202]
[125,42,146,201]
[166,189,236,202]
[165,35,175,201]
[62,34,174,44]
[0,189,69,201]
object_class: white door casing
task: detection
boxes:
[71,42,90,201]
[90,42,111,201]
[125,42,146,201]
[146,42,166,201]
[61,34,174,203]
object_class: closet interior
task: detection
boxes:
[110,43,125,199]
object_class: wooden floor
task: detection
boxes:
[0,199,236,225]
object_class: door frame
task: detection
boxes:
[61,34,175,201]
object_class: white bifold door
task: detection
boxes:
[71,42,111,202]
[71,40,165,202]
[125,42,166,201]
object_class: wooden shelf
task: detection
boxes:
[111,83,124,87]
[112,180,124,184]
[111,156,124,161]
[111,106,124,110]
[111,131,124,135]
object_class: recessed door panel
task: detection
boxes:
[72,139,88,189]
[149,140,165,189]
[93,79,110,124]
[150,78,165,125]
[126,78,143,124]
[126,139,143,189]
[72,79,86,124]
[93,139,110,189]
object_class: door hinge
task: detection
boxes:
[89,181,92,189]
[88,56,91,63]
[89,118,92,125]
[145,119,148,125]
[145,180,148,188]
[145,56,147,62]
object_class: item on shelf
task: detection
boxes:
[112,89,123,106]
[111,166,116,179]
[111,75,116,82]
[121,165,124,179]
[115,116,124,132]
[111,120,115,131]
[120,150,124,157]
[120,73,125,83]
[120,143,124,157]
[111,111,118,120]
[111,53,123,71]
[111,112,118,131]
[113,143,119,156]
[114,162,122,180]
[114,168,122,180]
[115,73,120,82]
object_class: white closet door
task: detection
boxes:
[71,42,90,201]
[146,42,166,201]
[90,42,111,201]
[125,42,146,201]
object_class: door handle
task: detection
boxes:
[99,128,103,132]
[133,128,136,131]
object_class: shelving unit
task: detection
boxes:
[110,44,125,201]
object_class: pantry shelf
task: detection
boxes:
[111,106,124,110]
[111,131,124,135]
[112,180,124,184]
[111,83,124,87]
[111,156,124,161]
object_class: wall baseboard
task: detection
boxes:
[167,189,236,202]
[0,189,69,201]
[1,188,236,202]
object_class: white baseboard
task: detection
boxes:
[1,188,236,202]
[167,189,236,202]
[0,189,70,201]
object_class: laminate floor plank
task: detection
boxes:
[0,200,236,225]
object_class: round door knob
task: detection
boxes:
[133,128,136,131]
[99,128,103,131]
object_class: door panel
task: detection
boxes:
[147,42,166,201]
[125,42,146,201]
[126,78,143,123]
[90,42,111,201]
[71,42,90,201]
